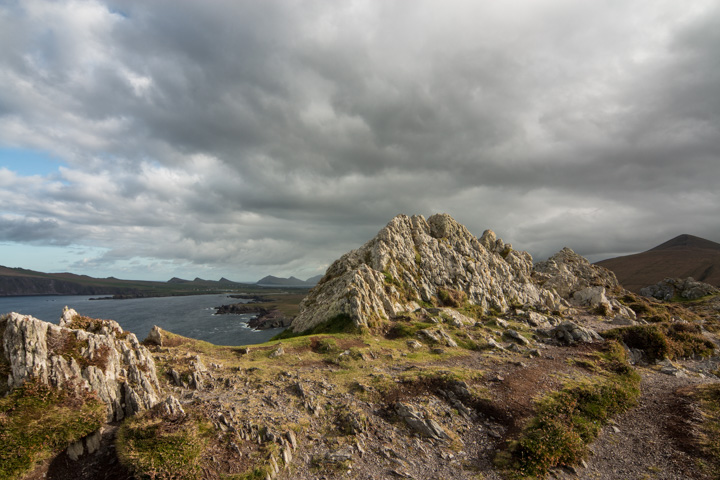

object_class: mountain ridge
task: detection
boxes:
[596,234,720,292]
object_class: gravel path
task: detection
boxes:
[573,367,716,480]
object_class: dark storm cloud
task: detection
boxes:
[0,0,718,280]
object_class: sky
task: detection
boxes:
[0,0,719,283]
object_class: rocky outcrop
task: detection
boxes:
[533,247,620,298]
[640,277,719,301]
[1,307,162,421]
[291,214,565,332]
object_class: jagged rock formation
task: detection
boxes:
[640,277,719,301]
[533,247,620,297]
[291,214,625,333]
[1,307,162,421]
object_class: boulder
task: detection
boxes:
[640,277,719,301]
[1,309,161,421]
[548,321,603,345]
[394,402,450,440]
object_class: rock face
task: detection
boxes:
[533,247,620,298]
[292,214,577,333]
[640,277,719,301]
[1,307,162,421]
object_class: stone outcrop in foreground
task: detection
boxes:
[1,307,161,421]
[291,214,621,333]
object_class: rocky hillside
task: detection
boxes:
[597,234,720,292]
[291,214,625,333]
[1,214,719,480]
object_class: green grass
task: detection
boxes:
[691,384,720,477]
[497,341,641,478]
[0,379,106,479]
[116,409,212,480]
[271,313,359,340]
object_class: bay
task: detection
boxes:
[0,294,283,346]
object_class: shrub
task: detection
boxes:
[437,288,467,308]
[603,324,715,362]
[310,337,339,354]
[602,325,670,362]
[116,408,211,480]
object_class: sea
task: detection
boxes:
[0,294,284,346]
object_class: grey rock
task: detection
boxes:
[504,329,531,346]
[549,321,603,345]
[67,439,84,461]
[526,311,551,328]
[1,310,161,422]
[159,395,185,416]
[611,315,637,326]
[406,339,423,350]
[533,247,619,299]
[144,325,163,346]
[641,277,719,301]
[290,214,564,332]
[395,402,450,440]
[269,346,285,358]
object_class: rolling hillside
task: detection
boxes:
[596,234,720,292]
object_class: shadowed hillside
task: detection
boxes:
[597,234,720,292]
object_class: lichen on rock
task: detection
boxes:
[291,213,568,333]
[1,308,161,421]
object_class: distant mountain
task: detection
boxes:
[0,265,254,297]
[255,275,321,287]
[596,234,720,293]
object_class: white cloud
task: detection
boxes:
[0,0,718,281]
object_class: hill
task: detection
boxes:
[596,234,720,292]
[0,266,257,297]
[256,275,321,287]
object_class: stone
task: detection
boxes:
[549,321,603,345]
[1,310,161,422]
[269,346,285,358]
[159,395,186,416]
[641,277,719,301]
[67,439,84,461]
[533,247,620,299]
[504,329,531,346]
[406,339,423,350]
[611,315,636,326]
[525,311,551,328]
[145,325,163,346]
[395,402,450,440]
[440,309,473,327]
[290,214,564,332]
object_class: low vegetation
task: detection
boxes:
[691,384,720,477]
[116,407,212,480]
[0,379,106,479]
[602,323,715,362]
[497,342,641,478]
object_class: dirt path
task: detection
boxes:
[574,368,716,480]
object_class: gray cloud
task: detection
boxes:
[0,0,718,281]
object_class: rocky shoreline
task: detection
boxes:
[214,302,293,329]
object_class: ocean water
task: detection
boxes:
[0,294,284,346]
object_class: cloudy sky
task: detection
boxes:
[0,0,718,282]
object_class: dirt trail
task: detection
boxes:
[574,368,715,480]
